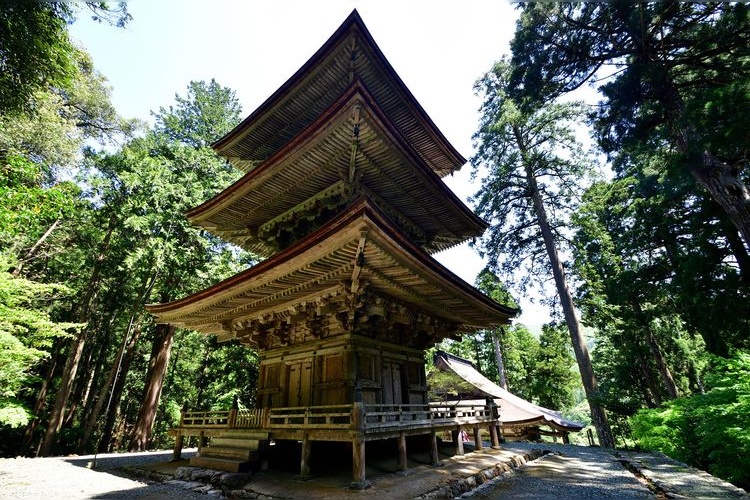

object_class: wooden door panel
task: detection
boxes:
[381,361,403,405]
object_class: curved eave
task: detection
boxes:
[360,199,516,329]
[148,197,515,331]
[211,9,465,178]
[187,82,487,255]
[436,352,583,432]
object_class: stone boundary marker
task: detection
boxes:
[415,449,546,499]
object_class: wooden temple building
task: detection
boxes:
[146,10,516,486]
[433,351,583,444]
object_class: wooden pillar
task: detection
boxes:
[397,433,408,471]
[228,395,238,428]
[300,433,312,478]
[172,432,184,460]
[350,401,368,489]
[451,428,464,456]
[198,430,206,453]
[489,424,500,449]
[351,438,366,488]
[562,431,570,445]
[259,440,270,471]
[429,430,439,466]
[473,426,483,451]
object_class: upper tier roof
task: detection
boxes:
[188,82,487,257]
[212,9,465,177]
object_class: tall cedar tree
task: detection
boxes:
[127,80,243,451]
[471,60,614,447]
[474,268,519,389]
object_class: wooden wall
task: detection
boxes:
[256,334,427,408]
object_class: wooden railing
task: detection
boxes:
[181,409,232,428]
[178,402,497,433]
[267,405,353,429]
[235,408,268,428]
[364,403,495,428]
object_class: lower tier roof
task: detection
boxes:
[146,197,516,344]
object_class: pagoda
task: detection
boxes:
[147,10,515,486]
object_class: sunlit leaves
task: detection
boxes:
[0,254,80,426]
[631,352,750,489]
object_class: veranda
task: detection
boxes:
[171,400,501,486]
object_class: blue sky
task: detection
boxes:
[69,1,550,325]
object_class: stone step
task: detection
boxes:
[198,446,256,461]
[210,437,261,449]
[190,455,251,473]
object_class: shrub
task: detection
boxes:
[630,352,750,489]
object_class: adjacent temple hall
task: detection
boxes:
[146,10,516,486]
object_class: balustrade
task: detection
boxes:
[178,402,497,433]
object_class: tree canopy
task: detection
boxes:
[0,2,130,116]
[509,3,750,251]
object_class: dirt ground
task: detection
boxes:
[1,441,746,499]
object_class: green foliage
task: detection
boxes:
[0,3,77,116]
[154,79,243,148]
[471,59,597,292]
[531,323,577,411]
[631,352,750,489]
[0,2,130,116]
[510,2,750,257]
[0,254,79,426]
[474,267,519,310]
[501,325,539,402]
[0,154,82,256]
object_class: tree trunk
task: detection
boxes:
[646,329,679,400]
[39,329,90,456]
[98,338,138,453]
[491,328,508,390]
[12,218,60,277]
[637,353,662,407]
[92,271,160,453]
[194,341,213,408]
[688,151,750,254]
[516,125,615,448]
[621,9,750,255]
[64,329,99,427]
[78,314,118,443]
[723,218,750,283]
[631,301,679,400]
[79,319,142,453]
[22,340,62,453]
[39,219,116,456]
[128,324,176,451]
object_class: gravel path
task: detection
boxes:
[0,449,203,500]
[465,442,652,499]
[463,442,748,500]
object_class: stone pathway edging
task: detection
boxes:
[416,449,547,499]
[614,451,748,499]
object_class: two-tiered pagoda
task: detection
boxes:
[147,10,515,486]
